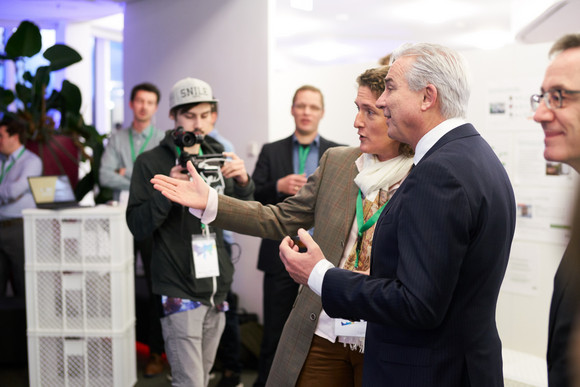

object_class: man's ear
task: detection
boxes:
[421,84,438,111]
[210,111,218,125]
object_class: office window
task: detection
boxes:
[93,37,123,135]
[0,26,57,114]
[109,40,124,132]
[0,27,5,88]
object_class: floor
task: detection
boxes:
[0,275,259,386]
[0,347,258,387]
[0,283,259,386]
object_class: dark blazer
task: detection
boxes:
[547,244,580,387]
[322,124,516,387]
[252,134,342,274]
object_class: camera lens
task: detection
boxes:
[182,131,197,147]
[172,127,202,148]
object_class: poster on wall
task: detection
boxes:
[501,240,541,296]
[513,186,575,245]
[483,79,578,251]
[487,83,536,128]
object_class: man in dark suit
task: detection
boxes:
[279,42,516,386]
[530,33,580,387]
[251,85,341,386]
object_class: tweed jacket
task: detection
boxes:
[252,134,343,274]
[211,146,361,386]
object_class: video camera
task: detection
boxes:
[171,127,227,193]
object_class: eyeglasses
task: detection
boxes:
[293,104,322,112]
[530,89,580,111]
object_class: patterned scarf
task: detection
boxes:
[339,153,413,351]
[344,153,413,272]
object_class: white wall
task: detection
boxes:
[124,0,269,319]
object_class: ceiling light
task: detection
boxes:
[290,40,358,63]
[453,29,514,50]
[391,1,480,24]
[274,13,327,38]
[290,0,313,11]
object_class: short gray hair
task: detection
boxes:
[391,43,470,119]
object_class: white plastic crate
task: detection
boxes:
[23,206,133,267]
[25,260,135,333]
[27,325,136,387]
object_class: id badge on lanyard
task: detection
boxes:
[334,319,367,337]
[191,226,220,279]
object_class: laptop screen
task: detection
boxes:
[28,175,76,206]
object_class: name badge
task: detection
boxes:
[334,318,367,337]
[192,233,220,278]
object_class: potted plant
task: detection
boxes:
[0,20,111,203]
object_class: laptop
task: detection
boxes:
[28,175,80,209]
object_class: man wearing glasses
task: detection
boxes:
[530,33,580,387]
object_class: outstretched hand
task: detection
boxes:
[151,160,210,209]
[279,228,325,286]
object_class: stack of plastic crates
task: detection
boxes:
[23,206,136,387]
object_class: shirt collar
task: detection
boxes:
[292,133,320,147]
[131,125,151,138]
[413,117,466,165]
[1,145,25,162]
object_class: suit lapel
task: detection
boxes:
[315,150,360,266]
[422,123,479,162]
[280,135,295,176]
[344,154,359,245]
[380,124,478,218]
[318,137,332,162]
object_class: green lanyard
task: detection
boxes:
[175,147,203,158]
[0,147,25,184]
[298,144,311,174]
[129,126,154,162]
[354,189,388,269]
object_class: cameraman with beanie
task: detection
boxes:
[126,77,254,386]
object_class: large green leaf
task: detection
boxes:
[0,87,15,110]
[27,66,51,116]
[60,80,82,113]
[44,44,82,71]
[4,21,42,59]
[15,83,32,105]
[33,66,51,87]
